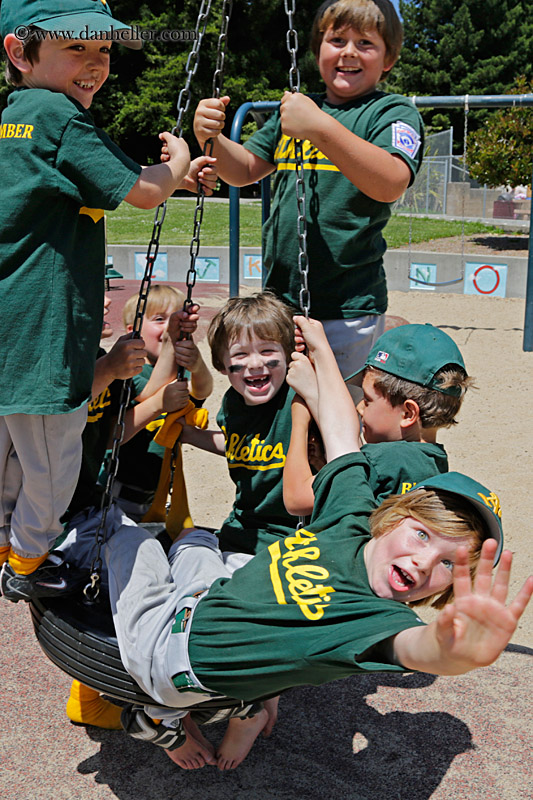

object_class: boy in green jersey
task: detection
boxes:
[72,316,532,769]
[284,322,473,515]
[0,0,215,601]
[110,286,213,524]
[193,0,423,378]
[181,292,299,557]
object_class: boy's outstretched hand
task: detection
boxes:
[436,540,533,671]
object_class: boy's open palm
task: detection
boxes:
[436,541,533,670]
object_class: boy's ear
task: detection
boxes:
[126,324,134,333]
[3,34,32,75]
[400,398,420,428]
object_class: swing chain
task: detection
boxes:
[283,0,310,317]
[179,0,233,384]
[211,0,232,101]
[284,0,300,93]
[174,0,213,139]
[84,3,223,600]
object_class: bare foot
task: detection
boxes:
[262,696,279,738]
[165,714,216,770]
[216,708,268,770]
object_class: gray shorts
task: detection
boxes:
[106,526,252,717]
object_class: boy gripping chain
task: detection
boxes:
[60,296,202,730]
[110,286,213,523]
[61,312,532,768]
[194,0,424,377]
[284,322,472,516]
[181,292,299,556]
[0,0,216,602]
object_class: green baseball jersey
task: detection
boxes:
[244,91,424,320]
[216,381,299,554]
[189,452,425,701]
[113,364,197,495]
[0,88,141,414]
[65,350,123,519]
[361,441,449,506]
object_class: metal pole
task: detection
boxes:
[523,162,533,351]
[228,101,278,295]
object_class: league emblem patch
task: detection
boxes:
[392,122,421,159]
[374,350,389,364]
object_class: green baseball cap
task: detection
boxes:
[1,0,142,50]
[347,323,466,396]
[413,472,503,564]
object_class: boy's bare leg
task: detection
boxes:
[165,713,216,770]
[262,695,279,738]
[216,707,269,770]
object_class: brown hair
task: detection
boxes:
[367,364,474,429]
[4,27,42,86]
[369,488,485,609]
[208,292,294,372]
[310,0,403,76]
[122,285,185,330]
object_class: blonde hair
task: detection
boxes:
[208,292,294,372]
[369,488,485,609]
[368,365,475,429]
[122,285,185,330]
[310,0,403,75]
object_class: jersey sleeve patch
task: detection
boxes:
[391,121,421,159]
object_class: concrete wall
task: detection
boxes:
[108,244,528,298]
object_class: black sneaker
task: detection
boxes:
[120,705,185,750]
[0,551,85,603]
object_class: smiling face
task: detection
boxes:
[317,24,394,104]
[21,37,111,108]
[357,371,404,443]
[220,333,288,406]
[364,516,472,603]
[127,303,176,364]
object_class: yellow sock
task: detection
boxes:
[0,546,10,566]
[66,679,123,730]
[8,551,48,575]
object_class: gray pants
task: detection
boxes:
[106,527,249,717]
[61,511,253,719]
[0,407,87,558]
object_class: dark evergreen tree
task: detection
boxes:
[393,0,533,144]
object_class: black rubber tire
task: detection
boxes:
[29,592,245,712]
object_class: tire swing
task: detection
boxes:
[29,0,244,713]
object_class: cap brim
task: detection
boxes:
[35,13,143,49]
[417,479,503,565]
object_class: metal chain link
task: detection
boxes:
[84,2,220,601]
[169,1,233,514]
[174,0,213,139]
[283,0,310,318]
[284,0,310,533]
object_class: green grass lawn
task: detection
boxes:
[106,196,506,248]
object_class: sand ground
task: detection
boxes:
[1,281,531,800]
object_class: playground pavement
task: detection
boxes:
[1,283,531,800]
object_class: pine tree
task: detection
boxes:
[394,0,533,139]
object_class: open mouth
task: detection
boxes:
[336,67,361,74]
[389,565,415,592]
[74,80,96,90]
[245,375,271,391]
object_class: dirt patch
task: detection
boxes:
[394,233,529,257]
